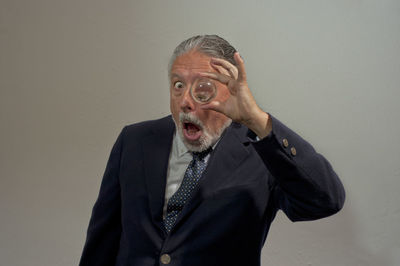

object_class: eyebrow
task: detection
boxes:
[170,73,182,80]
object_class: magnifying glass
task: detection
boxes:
[190,77,217,104]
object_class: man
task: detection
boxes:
[79,35,345,266]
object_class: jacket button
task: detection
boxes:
[290,147,297,156]
[282,138,289,148]
[160,254,171,264]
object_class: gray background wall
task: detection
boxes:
[1,0,399,265]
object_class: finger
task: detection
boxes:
[199,71,231,85]
[210,57,239,79]
[200,100,226,114]
[234,52,247,82]
[211,64,230,77]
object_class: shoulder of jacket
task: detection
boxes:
[123,115,174,137]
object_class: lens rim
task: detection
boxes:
[190,78,217,104]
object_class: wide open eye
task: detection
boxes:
[174,81,184,90]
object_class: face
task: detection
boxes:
[169,50,232,152]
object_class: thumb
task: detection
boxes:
[200,100,225,114]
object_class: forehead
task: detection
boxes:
[170,50,213,79]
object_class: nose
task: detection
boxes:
[180,87,196,113]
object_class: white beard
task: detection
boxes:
[174,112,232,152]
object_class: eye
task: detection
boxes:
[174,81,184,90]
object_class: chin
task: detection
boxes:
[180,130,216,152]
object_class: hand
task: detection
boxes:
[200,52,272,138]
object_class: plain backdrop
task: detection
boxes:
[1,0,399,265]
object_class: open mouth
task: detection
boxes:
[182,122,202,141]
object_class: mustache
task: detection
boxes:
[179,112,204,129]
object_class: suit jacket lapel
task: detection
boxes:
[142,116,175,231]
[172,123,251,232]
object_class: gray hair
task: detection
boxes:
[168,35,237,77]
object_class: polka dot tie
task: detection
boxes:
[163,148,212,233]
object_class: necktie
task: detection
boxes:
[163,148,212,232]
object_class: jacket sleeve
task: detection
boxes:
[252,115,345,222]
[79,127,126,266]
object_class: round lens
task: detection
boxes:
[190,78,217,104]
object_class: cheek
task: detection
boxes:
[170,96,180,119]
[204,111,229,132]
[169,88,178,108]
[217,85,230,102]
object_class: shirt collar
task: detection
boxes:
[174,131,189,158]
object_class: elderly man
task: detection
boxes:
[79,35,345,266]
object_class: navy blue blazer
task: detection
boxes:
[79,115,345,266]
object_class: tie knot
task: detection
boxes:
[192,147,212,161]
